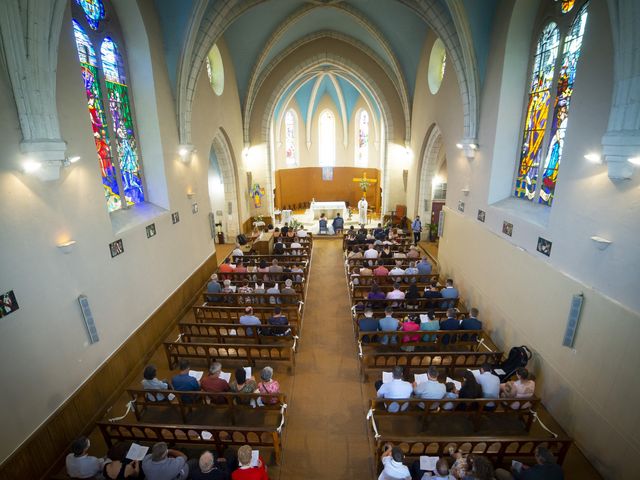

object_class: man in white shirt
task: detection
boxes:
[389,265,405,276]
[414,366,446,409]
[376,366,413,413]
[364,244,379,259]
[297,228,308,237]
[378,446,411,480]
[386,283,405,300]
[66,436,104,479]
[477,363,500,408]
[232,243,244,258]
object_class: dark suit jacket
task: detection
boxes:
[440,318,461,330]
[461,317,482,330]
[515,463,564,480]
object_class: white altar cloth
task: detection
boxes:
[310,201,347,220]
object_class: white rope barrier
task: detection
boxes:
[108,400,134,422]
[175,333,183,343]
[292,335,299,351]
[477,337,492,352]
[276,403,288,433]
[366,408,381,439]
[358,340,363,358]
[529,409,559,438]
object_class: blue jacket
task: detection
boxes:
[333,217,344,229]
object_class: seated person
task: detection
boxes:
[376,366,413,413]
[373,261,389,276]
[348,246,363,259]
[416,256,432,275]
[379,307,399,345]
[257,366,281,405]
[388,263,405,277]
[413,366,446,409]
[218,258,235,274]
[66,436,104,479]
[440,309,461,330]
[404,284,421,309]
[350,266,362,286]
[266,282,281,304]
[477,363,500,409]
[171,359,200,403]
[379,246,393,265]
[410,457,451,480]
[103,442,140,480]
[269,259,283,273]
[378,445,411,480]
[142,364,170,401]
[142,442,188,480]
[290,237,302,249]
[257,260,269,273]
[494,446,563,480]
[423,281,443,305]
[419,312,440,342]
[400,315,421,344]
[207,274,222,294]
[385,283,405,300]
[232,445,269,480]
[358,308,379,343]
[273,239,285,255]
[297,227,308,237]
[272,227,281,238]
[332,213,344,234]
[373,223,385,240]
[406,245,420,259]
[440,278,459,307]
[281,222,289,236]
[280,279,297,302]
[500,367,535,409]
[319,214,328,233]
[232,243,244,258]
[235,261,247,273]
[200,362,231,404]
[187,450,230,480]
[461,307,482,330]
[368,284,386,300]
[359,264,373,276]
[230,368,258,404]
[443,381,459,411]
[240,306,262,335]
[267,306,290,336]
[364,244,379,259]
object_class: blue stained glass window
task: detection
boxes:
[76,0,105,30]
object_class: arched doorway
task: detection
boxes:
[416,124,447,232]
[208,129,241,239]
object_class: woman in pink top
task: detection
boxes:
[257,366,280,405]
[401,316,421,343]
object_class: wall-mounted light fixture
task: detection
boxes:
[455,140,478,159]
[629,157,640,167]
[178,144,195,162]
[57,240,77,254]
[21,155,81,181]
[187,189,196,200]
[590,236,612,250]
[461,187,470,196]
[584,153,602,164]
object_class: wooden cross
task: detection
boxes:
[352,172,377,198]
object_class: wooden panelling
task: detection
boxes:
[275,167,381,212]
[0,252,218,480]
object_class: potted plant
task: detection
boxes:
[428,223,439,242]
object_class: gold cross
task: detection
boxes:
[352,172,377,198]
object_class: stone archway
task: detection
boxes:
[415,124,444,220]
[209,128,241,238]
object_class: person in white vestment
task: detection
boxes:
[358,196,368,225]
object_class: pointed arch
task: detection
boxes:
[355,108,370,168]
[318,109,336,166]
[284,109,299,166]
[415,124,444,218]
[210,128,241,238]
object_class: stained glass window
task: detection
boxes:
[539,5,588,205]
[206,45,224,96]
[284,110,297,166]
[76,0,105,30]
[319,110,335,167]
[514,23,560,201]
[355,110,369,167]
[72,21,120,211]
[72,2,145,212]
[558,0,576,13]
[514,1,588,206]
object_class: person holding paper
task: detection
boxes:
[142,364,171,402]
[187,451,229,480]
[171,359,200,404]
[409,457,453,480]
[257,366,281,405]
[232,445,269,480]
[141,442,188,480]
[457,370,483,411]
[200,362,231,403]
[376,366,412,413]
[103,442,141,479]
[413,366,446,409]
[378,445,411,480]
[65,436,104,479]
[477,363,500,409]
[230,367,258,404]
[494,446,564,480]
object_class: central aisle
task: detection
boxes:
[276,239,373,479]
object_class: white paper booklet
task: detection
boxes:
[125,443,149,461]
[244,366,252,378]
[201,431,213,440]
[494,368,506,375]
[446,377,462,391]
[414,373,429,384]
[419,455,439,471]
[382,371,393,383]
[468,369,480,380]
[219,371,232,383]
[189,370,204,381]
[251,449,260,467]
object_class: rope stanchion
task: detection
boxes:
[292,335,299,351]
[477,337,492,352]
[108,400,134,422]
[358,340,363,358]
[366,407,381,439]
[276,403,288,433]
[529,409,558,438]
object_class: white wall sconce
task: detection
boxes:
[178,144,195,162]
[21,156,81,181]
[461,187,470,196]
[629,157,640,167]
[456,140,478,159]
[584,153,602,164]
[57,240,77,254]
[187,190,196,200]
[590,236,612,250]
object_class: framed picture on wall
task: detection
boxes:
[322,167,333,181]
[109,239,124,258]
[171,212,180,224]
[537,237,552,256]
[477,209,486,222]
[458,201,465,212]
[192,203,199,214]
[502,221,513,237]
[146,223,157,238]
[0,290,19,318]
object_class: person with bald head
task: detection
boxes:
[187,450,230,480]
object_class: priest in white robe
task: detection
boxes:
[358,196,368,225]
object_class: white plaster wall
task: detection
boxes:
[0,1,244,462]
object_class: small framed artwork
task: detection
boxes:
[109,239,124,258]
[477,209,486,222]
[322,167,334,181]
[502,221,513,237]
[458,201,465,212]
[0,290,19,318]
[192,203,199,214]
[537,237,552,256]
[146,223,157,238]
[171,212,180,224]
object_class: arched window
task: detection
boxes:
[284,110,298,166]
[514,1,588,206]
[206,44,225,96]
[319,110,335,167]
[72,0,145,213]
[355,110,369,167]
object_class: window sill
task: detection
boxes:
[489,196,550,228]
[110,202,169,235]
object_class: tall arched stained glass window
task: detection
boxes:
[355,110,369,167]
[284,110,298,166]
[319,110,335,167]
[71,0,145,213]
[514,1,588,206]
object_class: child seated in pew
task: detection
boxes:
[442,382,459,411]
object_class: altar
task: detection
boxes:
[309,201,348,220]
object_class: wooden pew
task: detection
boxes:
[356,330,494,352]
[347,259,432,269]
[202,292,302,307]
[372,436,572,472]
[229,255,309,265]
[360,351,503,380]
[97,421,284,464]
[178,322,299,346]
[351,309,464,324]
[193,306,301,326]
[126,389,286,424]
[352,297,460,311]
[164,341,296,373]
[349,273,439,287]
[368,397,540,432]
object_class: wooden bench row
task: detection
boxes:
[179,322,299,345]
[193,305,302,325]
[203,291,303,307]
[356,330,495,352]
[351,297,460,310]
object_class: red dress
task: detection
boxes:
[231,460,269,480]
[401,321,421,342]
